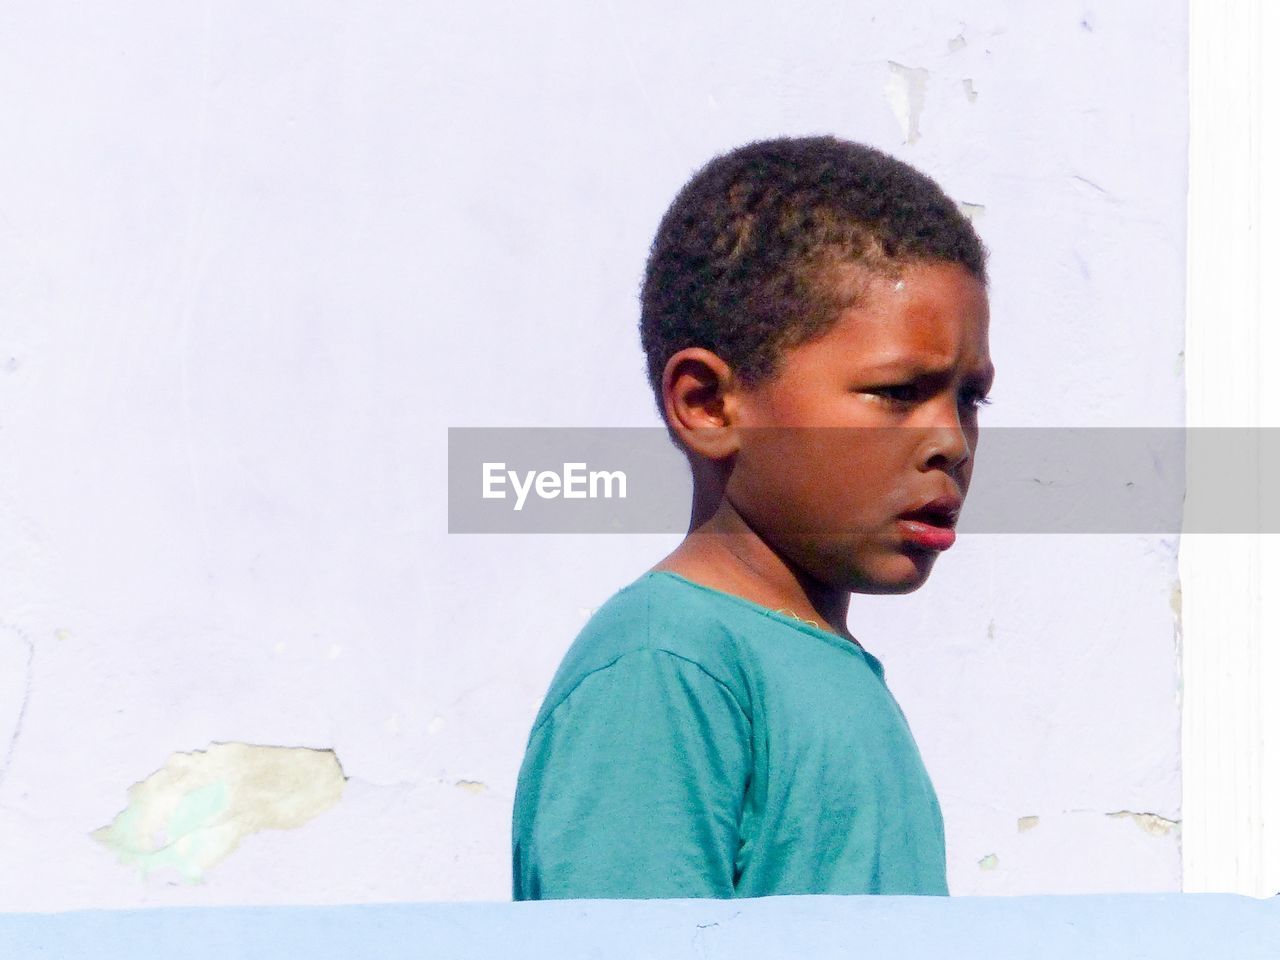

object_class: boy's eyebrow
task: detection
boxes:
[859,358,995,381]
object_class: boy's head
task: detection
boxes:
[640,137,993,595]
[640,136,986,405]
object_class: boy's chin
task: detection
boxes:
[836,550,940,595]
[790,538,943,595]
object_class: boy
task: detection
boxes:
[512,136,992,899]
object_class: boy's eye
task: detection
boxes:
[865,383,993,410]
[869,384,920,404]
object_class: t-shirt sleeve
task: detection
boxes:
[512,648,752,900]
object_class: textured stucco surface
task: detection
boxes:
[0,1,1185,908]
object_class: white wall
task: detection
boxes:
[1183,0,1280,897]
[0,0,1185,908]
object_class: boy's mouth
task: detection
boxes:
[896,496,962,551]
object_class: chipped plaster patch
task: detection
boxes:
[961,202,987,222]
[963,78,978,103]
[93,742,346,882]
[978,853,999,870]
[455,780,488,795]
[1105,811,1180,837]
[885,62,929,144]
[1017,815,1040,832]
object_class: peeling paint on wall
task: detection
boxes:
[885,62,929,144]
[1105,811,1180,837]
[1018,815,1041,832]
[961,202,987,222]
[93,742,346,882]
[963,78,978,103]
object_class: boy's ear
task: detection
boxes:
[661,348,741,460]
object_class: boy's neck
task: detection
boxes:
[653,500,856,644]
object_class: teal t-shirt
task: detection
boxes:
[511,571,948,900]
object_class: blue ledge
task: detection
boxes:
[1,894,1276,959]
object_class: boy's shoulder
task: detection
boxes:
[537,571,761,718]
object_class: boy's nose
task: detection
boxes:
[923,433,970,472]
[921,413,973,472]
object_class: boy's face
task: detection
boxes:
[726,261,992,594]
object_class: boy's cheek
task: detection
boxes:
[730,451,902,536]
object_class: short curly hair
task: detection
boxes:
[640,136,987,406]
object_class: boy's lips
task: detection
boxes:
[896,495,963,551]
